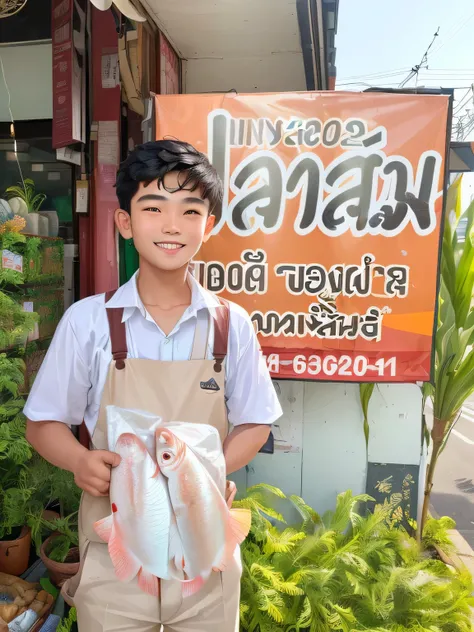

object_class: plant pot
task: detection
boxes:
[42,509,60,522]
[37,214,49,237]
[39,211,59,237]
[0,526,32,576]
[24,213,40,235]
[40,535,79,587]
[8,196,28,218]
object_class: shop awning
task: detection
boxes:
[137,0,338,93]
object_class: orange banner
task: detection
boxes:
[155,92,450,382]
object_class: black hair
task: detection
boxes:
[115,139,223,218]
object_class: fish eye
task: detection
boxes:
[162,452,171,461]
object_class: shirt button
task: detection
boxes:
[164,338,170,345]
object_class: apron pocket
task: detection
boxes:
[61,540,91,607]
[79,493,112,544]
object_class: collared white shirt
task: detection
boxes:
[24,272,282,435]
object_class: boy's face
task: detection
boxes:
[115,172,215,272]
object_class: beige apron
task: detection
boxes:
[63,292,242,632]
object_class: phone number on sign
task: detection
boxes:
[265,354,397,378]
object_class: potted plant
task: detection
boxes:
[22,459,82,587]
[0,353,33,576]
[0,416,34,576]
[5,178,48,236]
[39,512,80,588]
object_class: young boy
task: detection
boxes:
[25,140,282,632]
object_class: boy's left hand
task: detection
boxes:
[225,480,237,508]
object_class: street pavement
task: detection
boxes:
[432,396,474,548]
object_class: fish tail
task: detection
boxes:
[181,575,205,599]
[228,508,252,544]
[93,513,113,543]
[137,568,160,597]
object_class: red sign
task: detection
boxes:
[52,0,82,148]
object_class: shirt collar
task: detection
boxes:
[105,270,221,323]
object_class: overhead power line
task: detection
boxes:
[429,9,474,60]
[338,67,410,81]
[399,28,440,88]
[453,87,473,114]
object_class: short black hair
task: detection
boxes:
[115,139,223,218]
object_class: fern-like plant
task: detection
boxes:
[237,485,474,632]
[57,607,77,632]
[0,356,81,544]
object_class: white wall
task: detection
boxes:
[231,382,423,517]
[0,42,52,122]
[183,55,306,94]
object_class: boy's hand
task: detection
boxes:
[73,449,121,497]
[225,480,237,508]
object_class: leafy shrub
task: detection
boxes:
[237,485,474,632]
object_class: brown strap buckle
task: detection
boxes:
[105,290,128,370]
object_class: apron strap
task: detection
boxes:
[78,289,124,449]
[213,298,230,373]
[190,310,210,360]
[105,289,127,370]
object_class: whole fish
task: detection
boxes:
[94,428,171,596]
[155,427,251,592]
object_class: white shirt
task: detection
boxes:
[24,272,282,435]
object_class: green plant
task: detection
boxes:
[421,178,474,529]
[21,454,81,557]
[0,233,64,286]
[359,383,374,452]
[422,516,456,554]
[0,292,38,349]
[42,512,79,563]
[0,352,32,540]
[237,485,474,632]
[0,396,80,545]
[0,353,25,400]
[5,178,46,213]
[57,607,77,632]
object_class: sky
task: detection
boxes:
[335,0,474,202]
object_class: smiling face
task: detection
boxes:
[115,171,215,272]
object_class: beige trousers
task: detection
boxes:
[73,542,242,631]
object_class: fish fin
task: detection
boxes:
[214,508,252,572]
[93,513,114,543]
[181,575,205,599]
[137,568,160,597]
[108,524,141,582]
[151,461,160,479]
[169,518,186,572]
[228,508,252,544]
